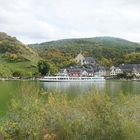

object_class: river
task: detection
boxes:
[0,80,140,115]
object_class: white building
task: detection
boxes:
[110,66,122,76]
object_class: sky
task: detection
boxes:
[0,0,140,44]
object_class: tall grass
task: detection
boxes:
[0,86,140,140]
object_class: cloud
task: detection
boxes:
[0,0,140,43]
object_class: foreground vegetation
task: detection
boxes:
[0,86,140,140]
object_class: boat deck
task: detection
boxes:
[39,76,105,82]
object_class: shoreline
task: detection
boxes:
[0,77,140,81]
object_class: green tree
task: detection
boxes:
[49,63,58,75]
[101,57,112,67]
[12,70,24,77]
[38,60,50,76]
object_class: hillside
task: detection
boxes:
[30,37,140,67]
[0,32,40,77]
[1,34,139,77]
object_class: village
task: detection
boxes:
[56,52,140,79]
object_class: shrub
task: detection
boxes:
[0,89,140,140]
[45,93,140,140]
[0,85,47,140]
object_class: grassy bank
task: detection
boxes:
[0,86,140,140]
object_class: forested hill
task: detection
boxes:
[31,36,139,47]
[0,32,40,77]
[30,37,140,66]
[0,33,139,77]
[0,32,37,56]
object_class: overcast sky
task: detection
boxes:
[0,0,140,44]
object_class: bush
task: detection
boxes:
[0,89,140,140]
[46,93,140,140]
[12,71,23,77]
[0,85,47,140]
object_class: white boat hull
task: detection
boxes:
[39,76,105,82]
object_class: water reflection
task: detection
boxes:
[0,80,139,115]
[41,81,140,96]
[104,81,140,96]
[41,82,106,95]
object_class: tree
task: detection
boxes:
[5,53,18,62]
[12,70,24,77]
[12,71,20,77]
[101,57,112,67]
[49,63,58,75]
[38,60,50,76]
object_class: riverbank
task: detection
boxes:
[1,77,140,82]
[106,77,140,81]
[0,77,36,81]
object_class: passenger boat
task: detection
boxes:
[39,75,105,82]
[132,78,140,81]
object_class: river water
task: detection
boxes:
[0,80,140,115]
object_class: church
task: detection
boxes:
[75,52,95,65]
